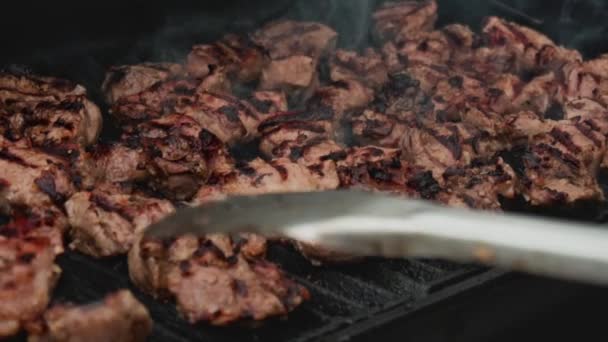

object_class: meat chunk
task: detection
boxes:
[373,0,438,43]
[128,234,309,325]
[27,290,152,342]
[102,63,183,104]
[65,190,175,257]
[186,34,266,83]
[0,73,102,152]
[351,109,410,148]
[439,156,517,210]
[308,80,374,121]
[1,205,66,255]
[193,157,339,205]
[329,49,389,90]
[259,55,319,104]
[251,20,337,60]
[0,237,60,338]
[0,143,75,209]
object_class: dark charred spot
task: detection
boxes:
[368,167,393,182]
[550,128,581,154]
[443,166,466,179]
[226,255,239,265]
[236,161,256,176]
[0,148,32,167]
[289,147,304,162]
[544,102,564,120]
[52,118,75,130]
[174,86,195,96]
[461,194,477,208]
[428,128,462,160]
[232,279,249,297]
[320,150,348,162]
[105,68,128,88]
[91,193,134,221]
[179,261,192,276]
[58,100,84,111]
[249,98,274,113]
[232,235,249,254]
[448,76,464,89]
[417,40,429,51]
[487,88,504,98]
[193,240,227,261]
[219,106,241,123]
[407,171,441,199]
[547,189,568,203]
[575,122,603,147]
[309,164,325,176]
[34,172,67,207]
[269,161,288,180]
[465,177,483,189]
[18,253,35,264]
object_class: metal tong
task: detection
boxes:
[145,190,608,286]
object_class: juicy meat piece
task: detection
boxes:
[481,16,582,74]
[439,156,517,210]
[0,73,102,151]
[0,237,60,338]
[329,49,389,90]
[259,55,320,104]
[65,190,175,257]
[400,122,507,181]
[0,143,75,209]
[27,290,152,342]
[193,157,339,204]
[186,34,266,83]
[373,0,438,43]
[337,146,441,198]
[1,205,66,255]
[102,63,183,104]
[308,80,374,121]
[248,91,288,116]
[128,234,309,325]
[351,109,410,148]
[251,20,337,60]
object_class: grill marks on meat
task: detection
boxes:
[0,73,102,153]
[27,290,152,342]
[0,237,61,338]
[329,49,389,90]
[1,205,66,255]
[128,235,309,325]
[373,0,438,43]
[65,190,175,257]
[102,63,184,104]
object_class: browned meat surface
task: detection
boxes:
[102,63,184,104]
[27,290,152,342]
[128,234,309,325]
[0,73,102,153]
[186,34,266,83]
[373,0,438,43]
[351,109,410,148]
[65,189,175,257]
[329,49,389,90]
[0,237,60,338]
[258,55,320,104]
[309,80,374,121]
[0,143,75,210]
[251,20,337,60]
[193,157,339,205]
[439,156,517,210]
[1,205,66,255]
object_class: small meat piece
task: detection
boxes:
[128,234,309,325]
[373,0,438,43]
[248,91,288,116]
[259,55,320,104]
[1,205,66,255]
[102,63,183,104]
[1,73,102,151]
[350,109,410,148]
[0,143,75,209]
[83,144,148,186]
[186,34,266,83]
[329,48,389,90]
[0,237,60,338]
[308,80,374,121]
[372,72,435,122]
[439,157,517,210]
[251,20,337,60]
[27,290,152,342]
[65,190,175,257]
[193,157,339,205]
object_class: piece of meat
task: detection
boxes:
[101,63,184,104]
[65,190,175,257]
[0,143,75,210]
[186,34,266,83]
[1,205,66,255]
[192,157,339,205]
[128,234,309,325]
[373,0,438,43]
[258,55,320,104]
[308,80,374,121]
[0,73,102,152]
[251,20,337,60]
[27,290,152,342]
[247,91,288,116]
[329,48,389,90]
[351,109,410,148]
[439,156,517,210]
[0,237,60,338]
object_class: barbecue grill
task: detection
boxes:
[3,0,608,341]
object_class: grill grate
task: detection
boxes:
[25,245,498,342]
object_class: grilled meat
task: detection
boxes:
[186,34,266,83]
[65,189,175,257]
[0,237,60,338]
[102,63,184,104]
[329,49,389,90]
[309,80,374,121]
[0,73,102,152]
[27,290,152,342]
[1,205,65,255]
[373,0,438,43]
[128,234,309,325]
[259,55,320,104]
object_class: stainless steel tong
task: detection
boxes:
[145,190,608,286]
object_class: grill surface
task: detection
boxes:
[3,1,608,341]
